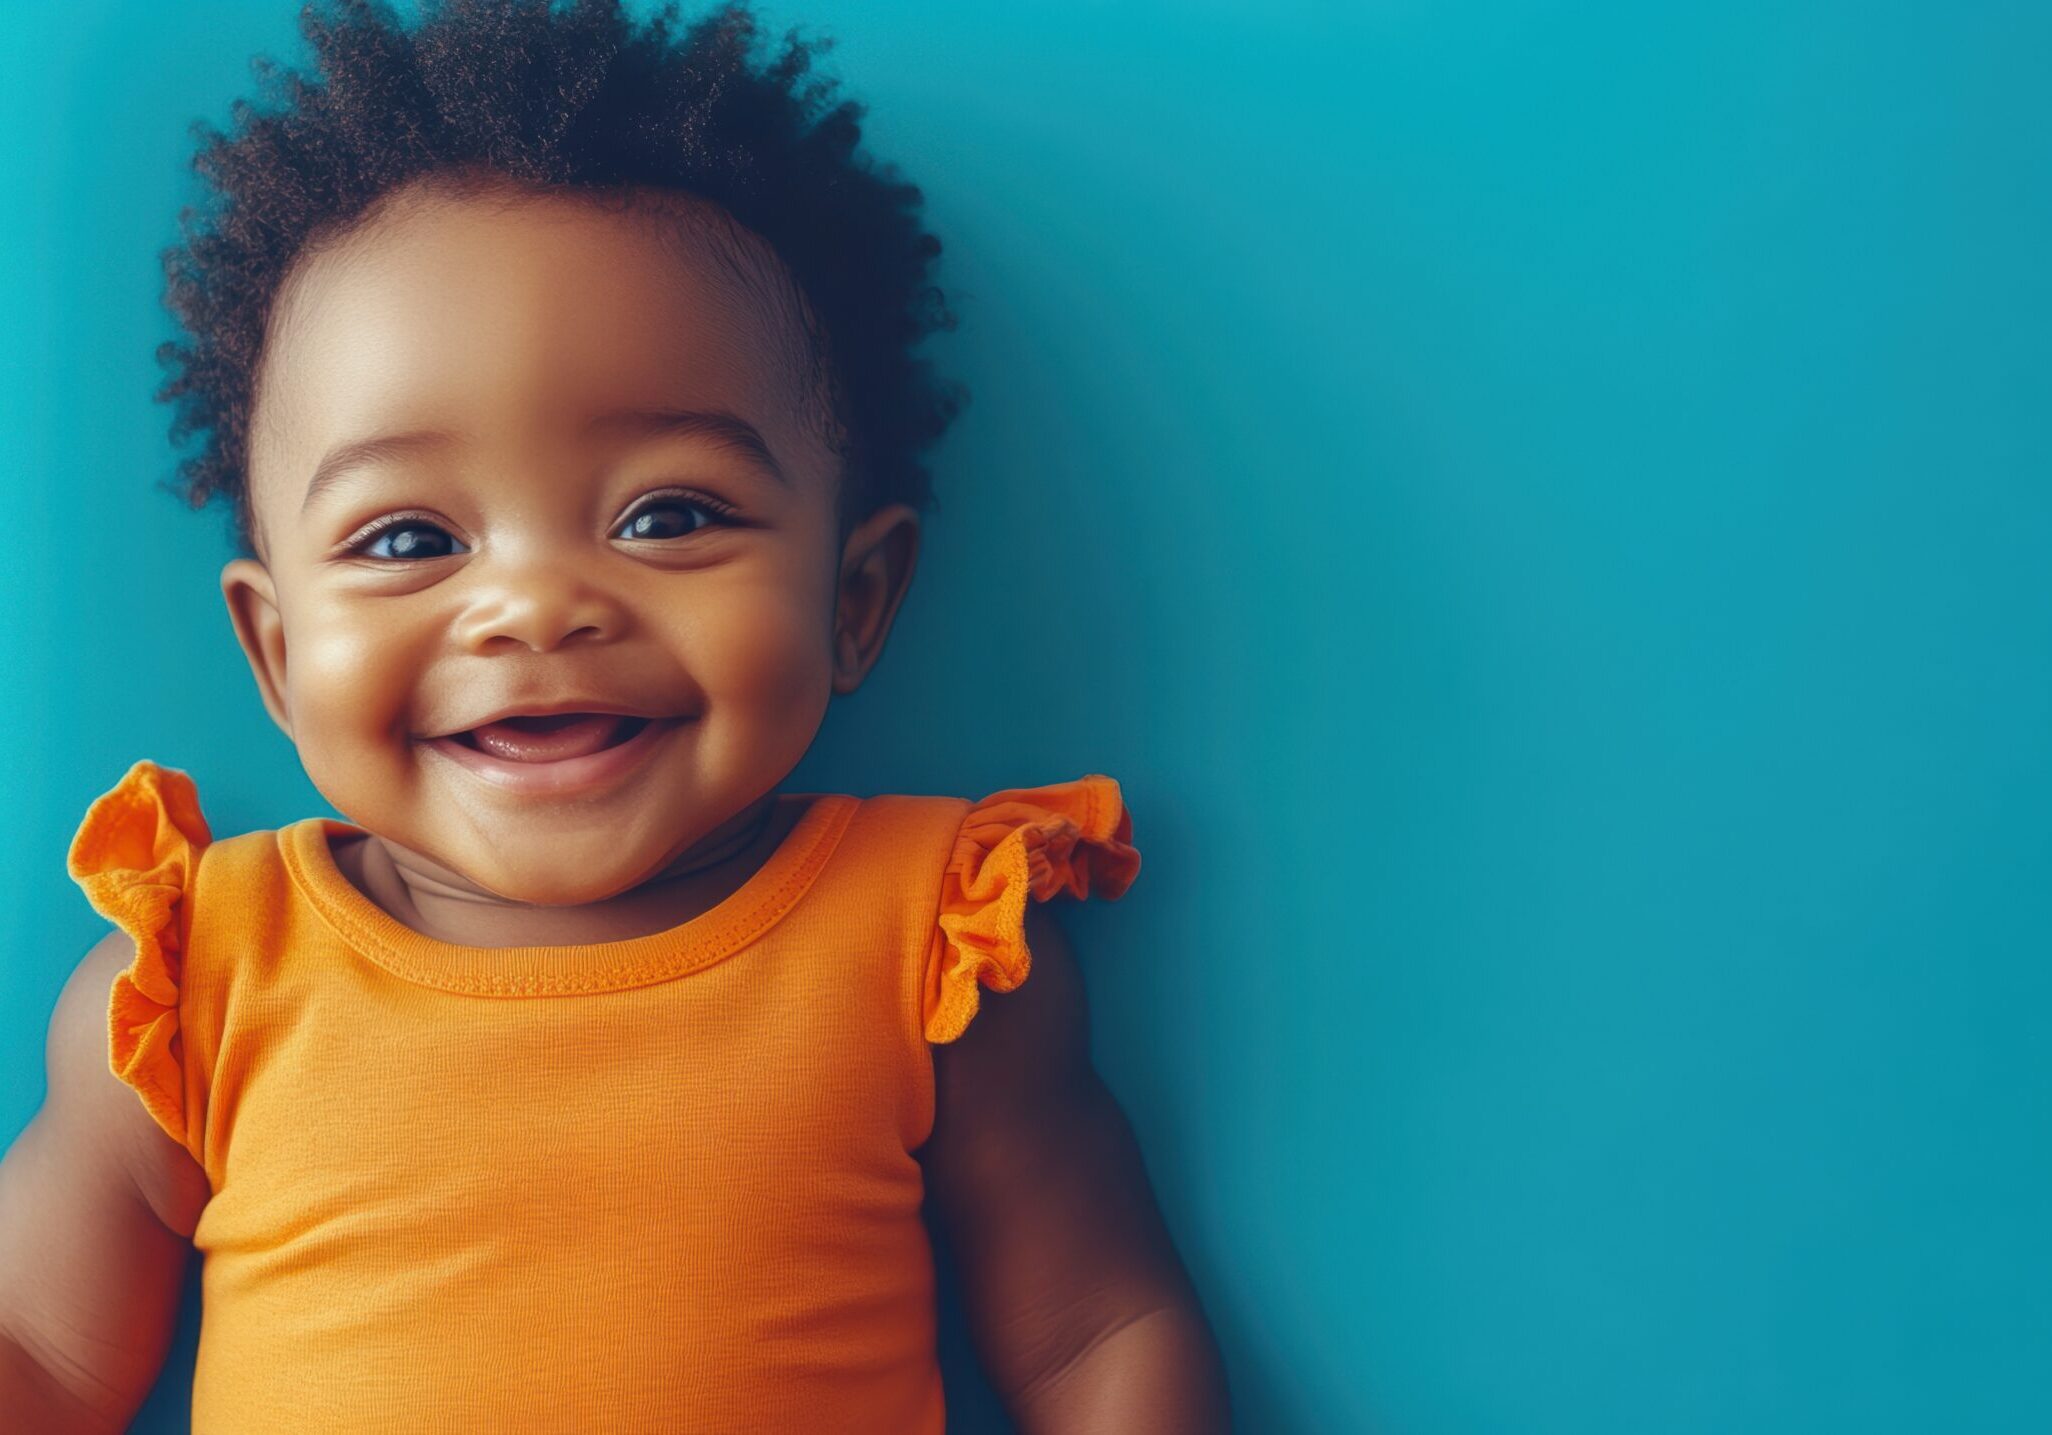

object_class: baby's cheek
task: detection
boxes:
[697,584,833,735]
[282,612,429,767]
[726,591,829,706]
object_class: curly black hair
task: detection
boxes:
[155,0,964,559]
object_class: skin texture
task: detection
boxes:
[0,176,1230,1431]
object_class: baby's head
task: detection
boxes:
[157,0,962,904]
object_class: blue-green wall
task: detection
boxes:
[3,3,2046,1430]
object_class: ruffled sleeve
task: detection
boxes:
[65,760,212,1152]
[923,773,1141,1043]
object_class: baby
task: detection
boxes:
[0,1,1229,1430]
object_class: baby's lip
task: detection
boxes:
[416,699,670,741]
[420,713,687,796]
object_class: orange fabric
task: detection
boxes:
[925,778,1140,1043]
[67,759,1139,1433]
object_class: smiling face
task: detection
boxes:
[223,175,919,906]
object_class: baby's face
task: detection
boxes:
[224,178,917,905]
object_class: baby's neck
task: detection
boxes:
[328,794,803,949]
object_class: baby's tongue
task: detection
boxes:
[467,713,629,763]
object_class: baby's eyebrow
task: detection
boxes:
[583,407,788,486]
[301,430,449,514]
[300,407,787,514]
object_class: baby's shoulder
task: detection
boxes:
[66,759,310,1059]
[842,773,1141,1046]
[68,759,304,919]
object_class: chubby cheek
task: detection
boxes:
[685,573,835,782]
[279,601,436,816]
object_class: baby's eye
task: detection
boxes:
[614,494,732,541]
[354,520,467,561]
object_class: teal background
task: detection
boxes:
[3,2,2048,1430]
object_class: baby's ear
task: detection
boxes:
[832,503,921,694]
[220,559,293,737]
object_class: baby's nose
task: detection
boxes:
[453,563,628,654]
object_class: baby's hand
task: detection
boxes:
[0,931,208,1431]
[920,901,1233,1433]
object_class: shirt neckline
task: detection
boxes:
[278,793,860,997]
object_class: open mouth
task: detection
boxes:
[449,712,655,765]
[422,711,683,797]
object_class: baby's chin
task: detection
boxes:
[319,783,712,908]
[398,720,727,900]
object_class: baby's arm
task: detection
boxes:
[0,931,209,1431]
[922,900,1232,1433]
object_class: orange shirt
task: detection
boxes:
[68,759,1139,1433]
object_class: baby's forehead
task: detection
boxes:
[274,182,827,418]
[248,181,838,525]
